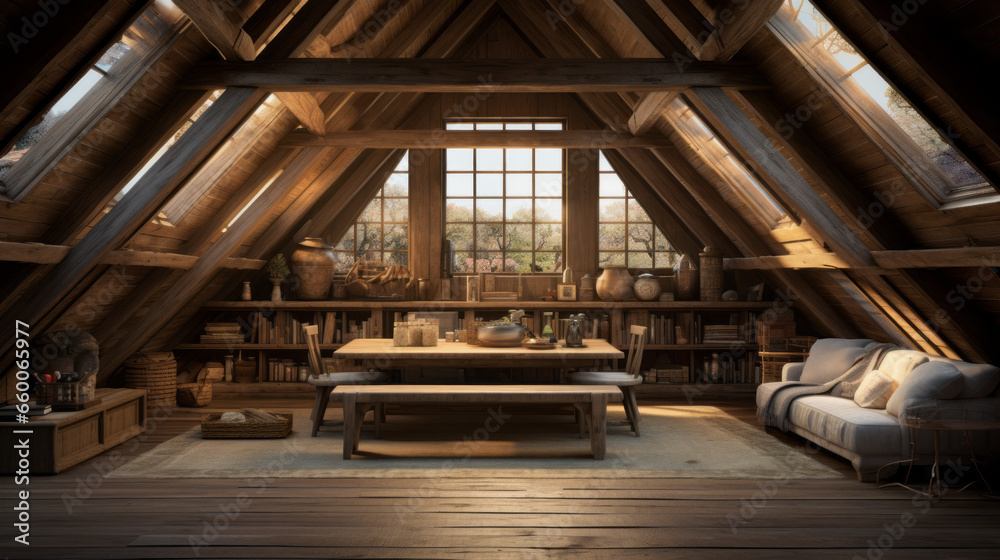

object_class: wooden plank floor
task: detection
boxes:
[3,396,1000,559]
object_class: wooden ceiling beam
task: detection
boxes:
[279,129,675,149]
[243,0,300,48]
[829,270,914,348]
[174,0,256,61]
[643,0,715,59]
[0,241,264,270]
[697,0,784,62]
[726,247,1000,271]
[180,58,771,92]
[685,87,874,267]
[628,92,680,135]
[611,0,691,57]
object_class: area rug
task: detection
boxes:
[108,405,844,479]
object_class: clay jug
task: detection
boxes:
[596,266,634,302]
[290,238,335,300]
[633,273,662,301]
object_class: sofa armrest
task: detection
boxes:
[900,397,1000,425]
[782,362,805,382]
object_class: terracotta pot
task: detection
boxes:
[596,266,634,302]
[674,255,698,300]
[633,273,662,301]
[290,238,334,300]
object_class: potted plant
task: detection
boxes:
[266,254,290,302]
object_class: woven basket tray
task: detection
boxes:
[201,409,292,439]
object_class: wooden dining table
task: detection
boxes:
[333,338,624,370]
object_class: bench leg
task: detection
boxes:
[589,394,608,460]
[343,393,357,459]
[623,386,640,437]
[573,404,588,438]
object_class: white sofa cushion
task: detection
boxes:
[787,395,902,457]
[877,350,928,383]
[923,356,1000,399]
[800,338,874,385]
[885,361,965,417]
[854,370,895,409]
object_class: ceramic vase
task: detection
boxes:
[240,281,252,301]
[633,273,662,301]
[596,266,634,302]
[290,238,335,300]
[270,277,283,302]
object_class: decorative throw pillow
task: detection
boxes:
[853,370,895,409]
[800,338,874,384]
[885,361,965,417]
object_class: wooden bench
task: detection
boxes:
[332,384,623,460]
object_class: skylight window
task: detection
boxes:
[0,1,186,201]
[667,99,787,228]
[109,91,221,205]
[775,0,992,204]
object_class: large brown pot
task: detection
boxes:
[596,266,634,302]
[290,238,335,300]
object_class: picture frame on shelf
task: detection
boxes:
[557,284,577,301]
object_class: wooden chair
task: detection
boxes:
[568,325,646,436]
[303,324,388,437]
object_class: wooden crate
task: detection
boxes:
[0,389,146,474]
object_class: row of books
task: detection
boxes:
[246,312,374,345]
[696,354,761,384]
[619,311,760,346]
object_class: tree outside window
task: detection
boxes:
[332,154,409,271]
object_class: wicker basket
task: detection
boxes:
[201,409,293,439]
[124,352,177,408]
[176,383,213,407]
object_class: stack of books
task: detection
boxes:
[702,324,744,344]
[200,323,245,344]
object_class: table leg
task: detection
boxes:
[343,393,356,459]
[589,393,608,460]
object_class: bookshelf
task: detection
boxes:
[176,300,786,388]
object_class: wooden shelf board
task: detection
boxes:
[174,343,344,350]
[201,300,782,311]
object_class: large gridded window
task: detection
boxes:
[598,152,678,268]
[444,121,564,274]
[776,0,991,203]
[333,153,409,272]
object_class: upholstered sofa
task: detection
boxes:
[756,338,1000,481]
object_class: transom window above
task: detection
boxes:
[444,121,565,274]
[333,153,409,272]
[598,153,678,269]
[776,0,993,204]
